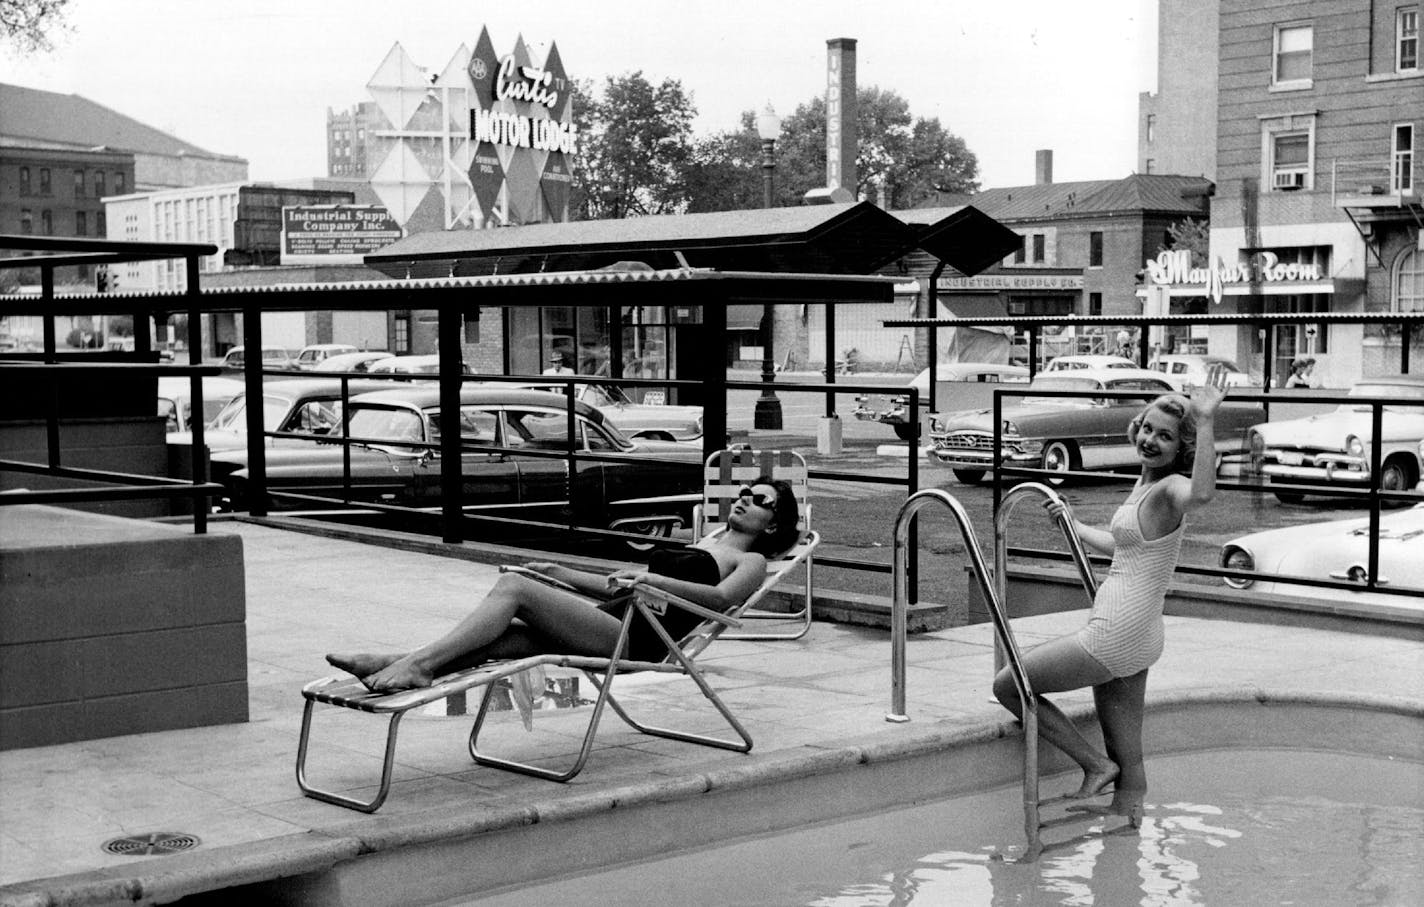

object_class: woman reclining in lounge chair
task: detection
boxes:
[327,477,801,692]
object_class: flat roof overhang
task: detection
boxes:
[0,267,900,317]
[365,201,1019,281]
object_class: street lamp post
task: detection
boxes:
[753,103,783,430]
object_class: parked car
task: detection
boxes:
[852,362,1029,441]
[514,381,703,441]
[1151,354,1255,391]
[366,354,472,376]
[1248,375,1424,503]
[1041,354,1138,373]
[219,345,297,373]
[210,386,705,549]
[312,350,396,373]
[927,367,1265,485]
[293,344,358,370]
[175,377,390,452]
[1219,503,1424,607]
[157,376,246,433]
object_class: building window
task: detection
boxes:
[75,211,86,236]
[19,166,30,194]
[96,211,106,236]
[1012,235,1027,264]
[115,172,125,194]
[1394,124,1415,194]
[1270,131,1312,190]
[1088,292,1103,317]
[1032,234,1046,263]
[1400,7,1419,72]
[394,312,412,353]
[1395,247,1424,313]
[1089,231,1104,267]
[20,209,32,234]
[1273,23,1313,87]
[1146,114,1156,144]
[94,171,105,197]
[1144,158,1155,174]
[39,168,51,195]
[73,169,85,197]
[40,210,52,234]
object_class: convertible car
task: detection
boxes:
[1248,375,1424,503]
[1220,504,1424,608]
[210,386,705,549]
[927,368,1264,484]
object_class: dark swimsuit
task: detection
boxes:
[599,547,724,661]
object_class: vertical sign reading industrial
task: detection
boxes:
[280,205,403,265]
[467,26,575,226]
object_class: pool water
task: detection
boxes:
[452,749,1423,906]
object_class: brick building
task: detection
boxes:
[1144,0,1421,385]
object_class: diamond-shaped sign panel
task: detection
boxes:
[370,141,434,226]
[468,141,504,221]
[540,149,571,221]
[503,149,541,225]
[540,42,570,123]
[507,35,534,117]
[468,26,499,110]
[367,43,428,133]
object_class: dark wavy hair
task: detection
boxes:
[747,475,802,556]
[1125,393,1197,471]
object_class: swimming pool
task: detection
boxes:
[259,692,1422,906]
[453,746,1423,906]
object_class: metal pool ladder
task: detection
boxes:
[886,483,1099,861]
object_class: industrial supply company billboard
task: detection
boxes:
[280,205,403,265]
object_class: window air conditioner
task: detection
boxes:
[1273,171,1307,190]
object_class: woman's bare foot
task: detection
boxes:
[1069,762,1120,799]
[326,652,401,679]
[361,655,435,692]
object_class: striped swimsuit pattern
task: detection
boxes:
[1076,483,1186,677]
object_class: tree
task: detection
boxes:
[571,72,697,220]
[685,86,979,212]
[1160,218,1210,267]
[0,0,71,53]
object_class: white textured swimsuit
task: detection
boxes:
[1076,483,1185,677]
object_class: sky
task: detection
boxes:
[1,0,1159,191]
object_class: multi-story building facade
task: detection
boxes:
[1138,0,1220,179]
[1147,2,1421,385]
[326,102,382,178]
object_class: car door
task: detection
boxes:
[405,405,524,515]
[490,406,575,522]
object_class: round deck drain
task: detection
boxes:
[102,832,201,857]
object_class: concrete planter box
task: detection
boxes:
[0,505,248,749]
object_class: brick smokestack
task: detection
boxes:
[1035,149,1054,185]
[826,38,857,197]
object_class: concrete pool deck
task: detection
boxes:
[2,520,1422,906]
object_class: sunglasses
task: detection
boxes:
[735,486,777,509]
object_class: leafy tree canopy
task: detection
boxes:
[0,0,70,53]
[570,78,980,218]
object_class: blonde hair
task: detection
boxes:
[1125,394,1197,471]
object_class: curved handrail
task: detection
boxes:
[992,482,1100,674]
[887,488,1035,724]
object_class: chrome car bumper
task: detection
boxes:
[1258,451,1369,484]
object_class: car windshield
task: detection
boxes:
[210,394,295,432]
[1346,383,1424,412]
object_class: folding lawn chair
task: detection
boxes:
[695,448,819,641]
[295,449,819,812]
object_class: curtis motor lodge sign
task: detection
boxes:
[465,27,575,224]
[1144,249,1324,304]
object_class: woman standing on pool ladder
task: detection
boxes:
[993,367,1230,819]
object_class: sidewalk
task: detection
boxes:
[2,521,1421,905]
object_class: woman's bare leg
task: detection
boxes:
[327,573,626,691]
[1091,670,1149,816]
[993,635,1118,797]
